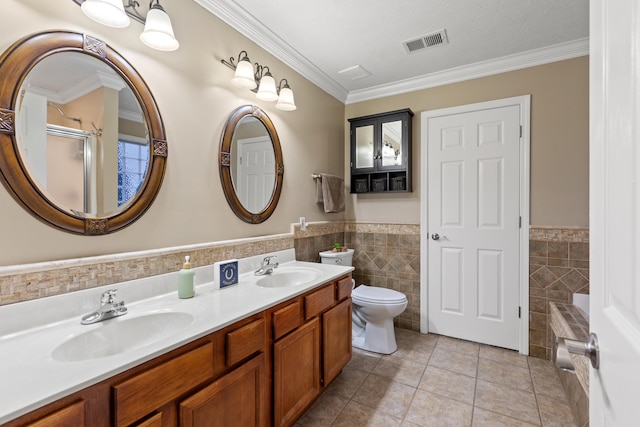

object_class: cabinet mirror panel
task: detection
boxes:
[355,125,374,169]
[381,120,402,167]
[0,31,167,235]
[219,105,283,224]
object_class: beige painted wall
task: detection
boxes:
[1,1,588,267]
[344,57,589,227]
[0,0,345,266]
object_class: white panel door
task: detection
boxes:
[236,136,275,213]
[590,0,640,423]
[426,103,521,350]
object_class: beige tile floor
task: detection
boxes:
[295,329,577,427]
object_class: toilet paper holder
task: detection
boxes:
[555,332,599,372]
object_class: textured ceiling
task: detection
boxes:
[196,0,589,103]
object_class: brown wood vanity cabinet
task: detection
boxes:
[271,274,353,427]
[7,274,352,427]
[7,313,268,427]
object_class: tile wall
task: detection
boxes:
[345,223,421,332]
[529,227,590,359]
[294,222,421,332]
[293,221,346,263]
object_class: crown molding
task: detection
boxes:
[194,0,349,102]
[346,38,589,104]
[194,0,589,105]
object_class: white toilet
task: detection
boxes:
[319,249,408,354]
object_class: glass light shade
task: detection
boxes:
[81,0,130,28]
[256,73,278,101]
[231,58,257,89]
[139,4,179,51]
[276,86,297,111]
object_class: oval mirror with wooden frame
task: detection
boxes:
[219,105,284,224]
[0,30,167,235]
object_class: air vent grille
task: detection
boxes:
[403,29,448,54]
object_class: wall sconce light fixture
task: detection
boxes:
[72,0,179,51]
[222,51,297,111]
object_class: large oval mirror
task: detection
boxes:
[219,105,283,224]
[0,31,167,235]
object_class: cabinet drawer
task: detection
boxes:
[27,401,85,427]
[113,344,214,427]
[272,301,303,340]
[226,318,266,366]
[336,276,353,301]
[304,285,335,320]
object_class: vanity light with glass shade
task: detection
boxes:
[256,68,278,102]
[275,79,296,111]
[73,0,179,51]
[222,51,297,111]
[230,51,258,89]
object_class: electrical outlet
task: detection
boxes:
[299,216,306,231]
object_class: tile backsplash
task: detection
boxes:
[0,234,293,306]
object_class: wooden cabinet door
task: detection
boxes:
[180,353,266,427]
[322,298,352,386]
[273,317,321,427]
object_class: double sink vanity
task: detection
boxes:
[0,249,354,426]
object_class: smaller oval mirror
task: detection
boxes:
[219,105,283,224]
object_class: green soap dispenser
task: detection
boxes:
[178,256,195,298]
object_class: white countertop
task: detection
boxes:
[0,250,353,424]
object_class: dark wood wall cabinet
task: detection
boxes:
[348,108,413,193]
[7,274,352,427]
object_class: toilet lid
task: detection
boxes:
[352,285,407,304]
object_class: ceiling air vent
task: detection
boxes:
[403,29,448,54]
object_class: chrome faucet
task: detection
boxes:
[81,289,128,325]
[254,256,279,276]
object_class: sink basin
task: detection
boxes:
[51,311,194,362]
[256,267,322,288]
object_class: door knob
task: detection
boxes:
[431,233,440,241]
[556,332,600,371]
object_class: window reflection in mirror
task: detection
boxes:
[15,52,149,218]
[230,116,276,213]
[381,120,402,167]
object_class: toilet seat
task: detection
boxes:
[352,285,407,304]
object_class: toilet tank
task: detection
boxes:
[319,249,354,266]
